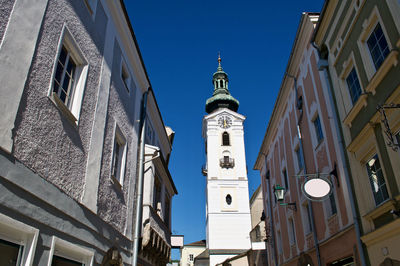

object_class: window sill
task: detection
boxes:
[49,92,78,126]
[363,199,395,221]
[365,50,399,95]
[343,93,368,127]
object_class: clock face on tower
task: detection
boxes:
[218,116,232,129]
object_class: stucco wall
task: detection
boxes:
[12,0,106,203]
[96,38,139,233]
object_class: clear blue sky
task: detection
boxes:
[124,0,324,260]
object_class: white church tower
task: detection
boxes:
[202,56,252,266]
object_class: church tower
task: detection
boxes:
[202,56,252,265]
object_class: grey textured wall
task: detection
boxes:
[0,0,15,44]
[97,40,139,233]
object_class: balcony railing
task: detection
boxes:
[220,157,235,168]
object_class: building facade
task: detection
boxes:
[0,0,175,265]
[313,1,400,265]
[202,57,252,266]
[254,13,360,266]
[180,240,207,266]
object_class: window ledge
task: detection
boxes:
[365,50,399,95]
[343,93,368,127]
[49,92,78,126]
[363,199,395,221]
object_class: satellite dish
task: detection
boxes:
[302,176,333,201]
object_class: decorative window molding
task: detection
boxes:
[111,125,127,187]
[47,236,93,266]
[49,25,88,125]
[312,114,324,144]
[0,213,39,266]
[357,6,394,81]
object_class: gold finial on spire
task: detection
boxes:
[218,52,221,64]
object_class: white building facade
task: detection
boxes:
[202,57,252,266]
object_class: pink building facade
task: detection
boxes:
[254,13,360,266]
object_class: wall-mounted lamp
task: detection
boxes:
[273,184,297,211]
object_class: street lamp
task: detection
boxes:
[273,184,297,211]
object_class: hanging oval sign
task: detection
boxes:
[301,176,333,201]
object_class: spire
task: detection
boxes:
[205,55,239,114]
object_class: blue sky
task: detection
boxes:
[124,0,324,260]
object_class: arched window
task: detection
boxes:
[222,132,230,146]
[219,80,223,88]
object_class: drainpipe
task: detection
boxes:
[286,73,322,266]
[311,42,367,266]
[265,169,278,266]
[132,89,149,266]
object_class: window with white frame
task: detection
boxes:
[48,237,93,266]
[288,218,296,246]
[367,23,390,70]
[295,147,304,171]
[313,115,324,143]
[346,68,362,104]
[366,154,389,205]
[112,126,127,185]
[0,213,39,266]
[51,27,88,123]
[121,60,130,92]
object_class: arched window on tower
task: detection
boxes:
[219,80,223,88]
[222,132,230,146]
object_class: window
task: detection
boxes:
[346,68,362,104]
[48,237,93,266]
[0,213,39,266]
[366,154,389,205]
[121,60,130,92]
[165,194,171,228]
[277,231,283,254]
[328,193,337,216]
[304,203,312,234]
[367,23,390,70]
[226,194,232,205]
[51,27,88,123]
[295,147,304,171]
[282,169,289,190]
[189,254,194,261]
[112,127,127,185]
[313,115,324,143]
[222,132,230,146]
[153,177,161,210]
[288,218,296,245]
[53,45,77,108]
[0,238,24,266]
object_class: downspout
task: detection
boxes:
[287,74,322,266]
[266,169,278,266]
[311,42,367,266]
[132,89,149,266]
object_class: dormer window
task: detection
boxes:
[222,132,230,146]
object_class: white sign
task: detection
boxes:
[302,177,332,201]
